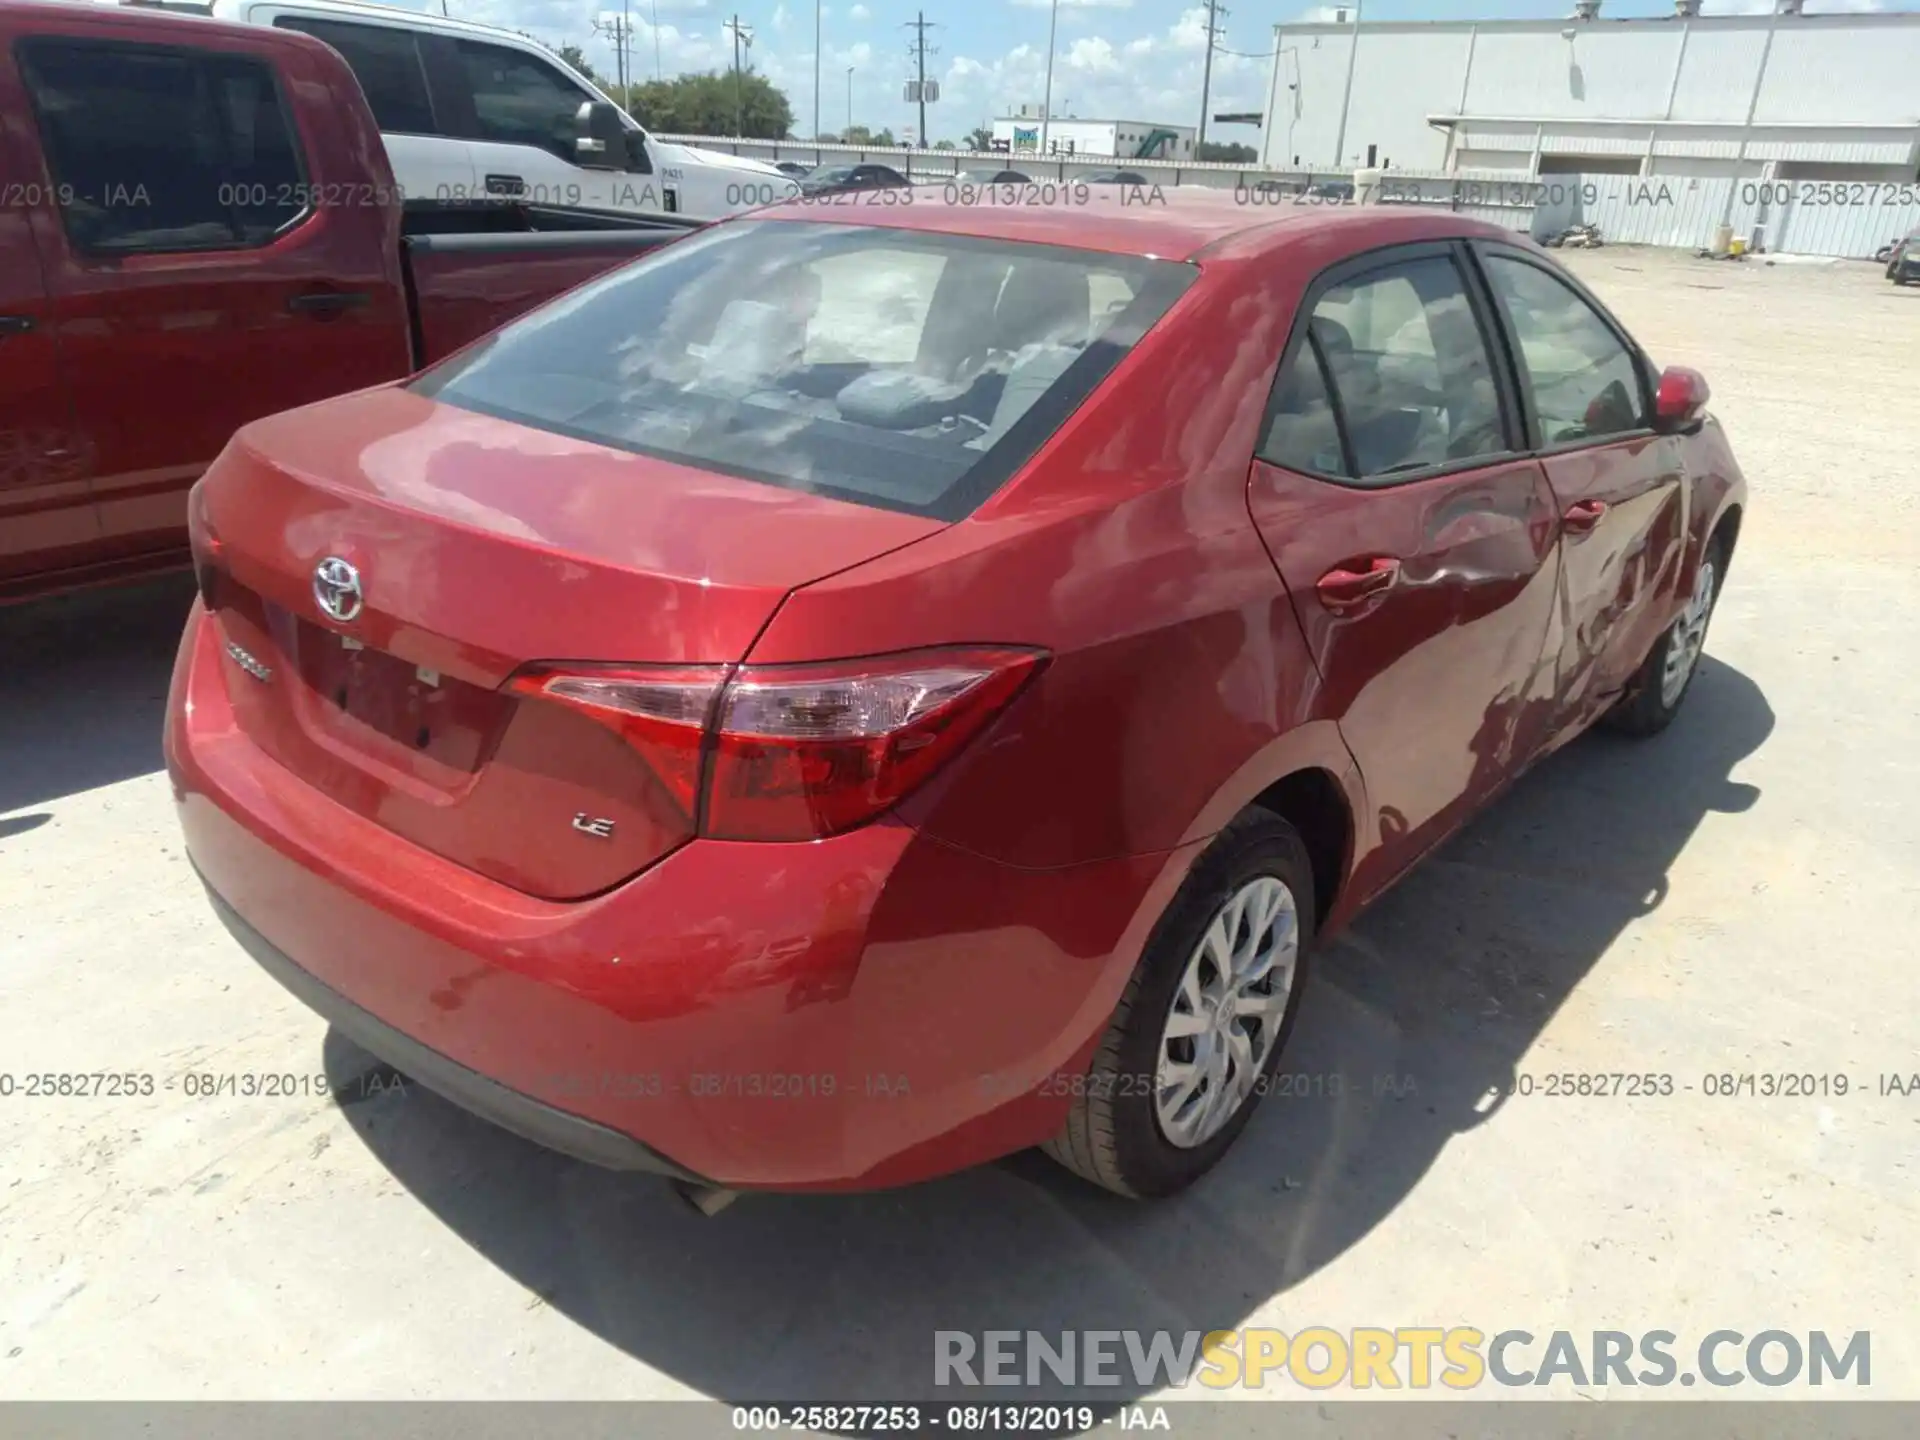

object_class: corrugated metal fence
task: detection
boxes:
[667,137,1915,257]
[1473,174,1919,258]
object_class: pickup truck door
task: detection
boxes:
[0,47,93,588]
[13,25,411,563]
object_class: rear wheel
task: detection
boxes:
[1043,811,1315,1198]
[1606,536,1725,737]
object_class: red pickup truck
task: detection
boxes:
[0,0,696,602]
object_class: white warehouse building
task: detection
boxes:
[993,109,1196,160]
[1259,3,1920,256]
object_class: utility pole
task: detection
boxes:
[903,12,938,146]
[1197,0,1227,152]
[814,0,822,142]
[847,65,855,136]
[592,12,633,100]
[725,15,754,136]
[1331,0,1362,170]
[1039,0,1058,156]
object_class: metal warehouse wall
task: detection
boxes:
[1264,14,1920,172]
[1533,173,1920,257]
[1265,29,1467,171]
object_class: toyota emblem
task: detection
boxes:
[313,556,364,623]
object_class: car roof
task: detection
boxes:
[754,189,1520,264]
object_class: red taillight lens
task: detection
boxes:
[707,647,1045,840]
[507,665,727,819]
[507,647,1044,843]
[186,481,223,608]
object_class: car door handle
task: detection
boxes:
[1562,498,1609,535]
[287,291,370,316]
[0,314,34,336]
[484,173,527,197]
[1316,556,1401,614]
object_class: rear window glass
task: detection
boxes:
[411,220,1195,519]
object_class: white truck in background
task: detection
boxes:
[181,0,799,220]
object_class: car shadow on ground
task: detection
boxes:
[0,572,196,821]
[320,652,1773,1405]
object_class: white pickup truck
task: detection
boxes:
[193,0,798,220]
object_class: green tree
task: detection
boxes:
[965,125,993,151]
[626,71,795,139]
[1196,140,1257,163]
[555,43,602,85]
[934,139,956,150]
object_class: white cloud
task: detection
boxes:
[1064,36,1121,73]
[847,2,870,16]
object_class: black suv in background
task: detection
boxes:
[800,162,911,195]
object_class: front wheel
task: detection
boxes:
[1043,811,1315,1198]
[1606,537,1725,737]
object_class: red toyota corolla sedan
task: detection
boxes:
[166,194,1746,1199]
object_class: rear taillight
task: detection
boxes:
[706,647,1044,840]
[508,646,1044,842]
[187,481,223,609]
[507,665,726,819]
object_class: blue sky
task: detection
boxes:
[412,0,1896,143]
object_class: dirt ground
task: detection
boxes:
[2,246,1916,1404]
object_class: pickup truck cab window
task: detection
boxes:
[17,38,306,254]
[456,39,593,164]
[271,16,437,134]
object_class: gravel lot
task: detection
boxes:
[2,246,1916,1404]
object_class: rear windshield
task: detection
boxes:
[411,220,1195,519]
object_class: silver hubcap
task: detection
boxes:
[1155,876,1300,1150]
[1660,557,1717,708]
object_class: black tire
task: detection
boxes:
[1606,534,1728,738]
[1042,810,1316,1198]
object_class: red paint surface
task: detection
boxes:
[165,193,1746,1189]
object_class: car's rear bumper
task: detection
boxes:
[166,600,1199,1190]
[198,873,708,1180]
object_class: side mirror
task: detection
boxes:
[1653,365,1710,432]
[574,101,629,170]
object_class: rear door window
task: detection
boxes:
[18,38,306,255]
[273,17,438,134]
[1259,251,1510,482]
[412,220,1194,519]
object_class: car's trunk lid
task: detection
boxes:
[196,386,942,899]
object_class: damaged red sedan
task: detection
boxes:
[166,194,1746,1199]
